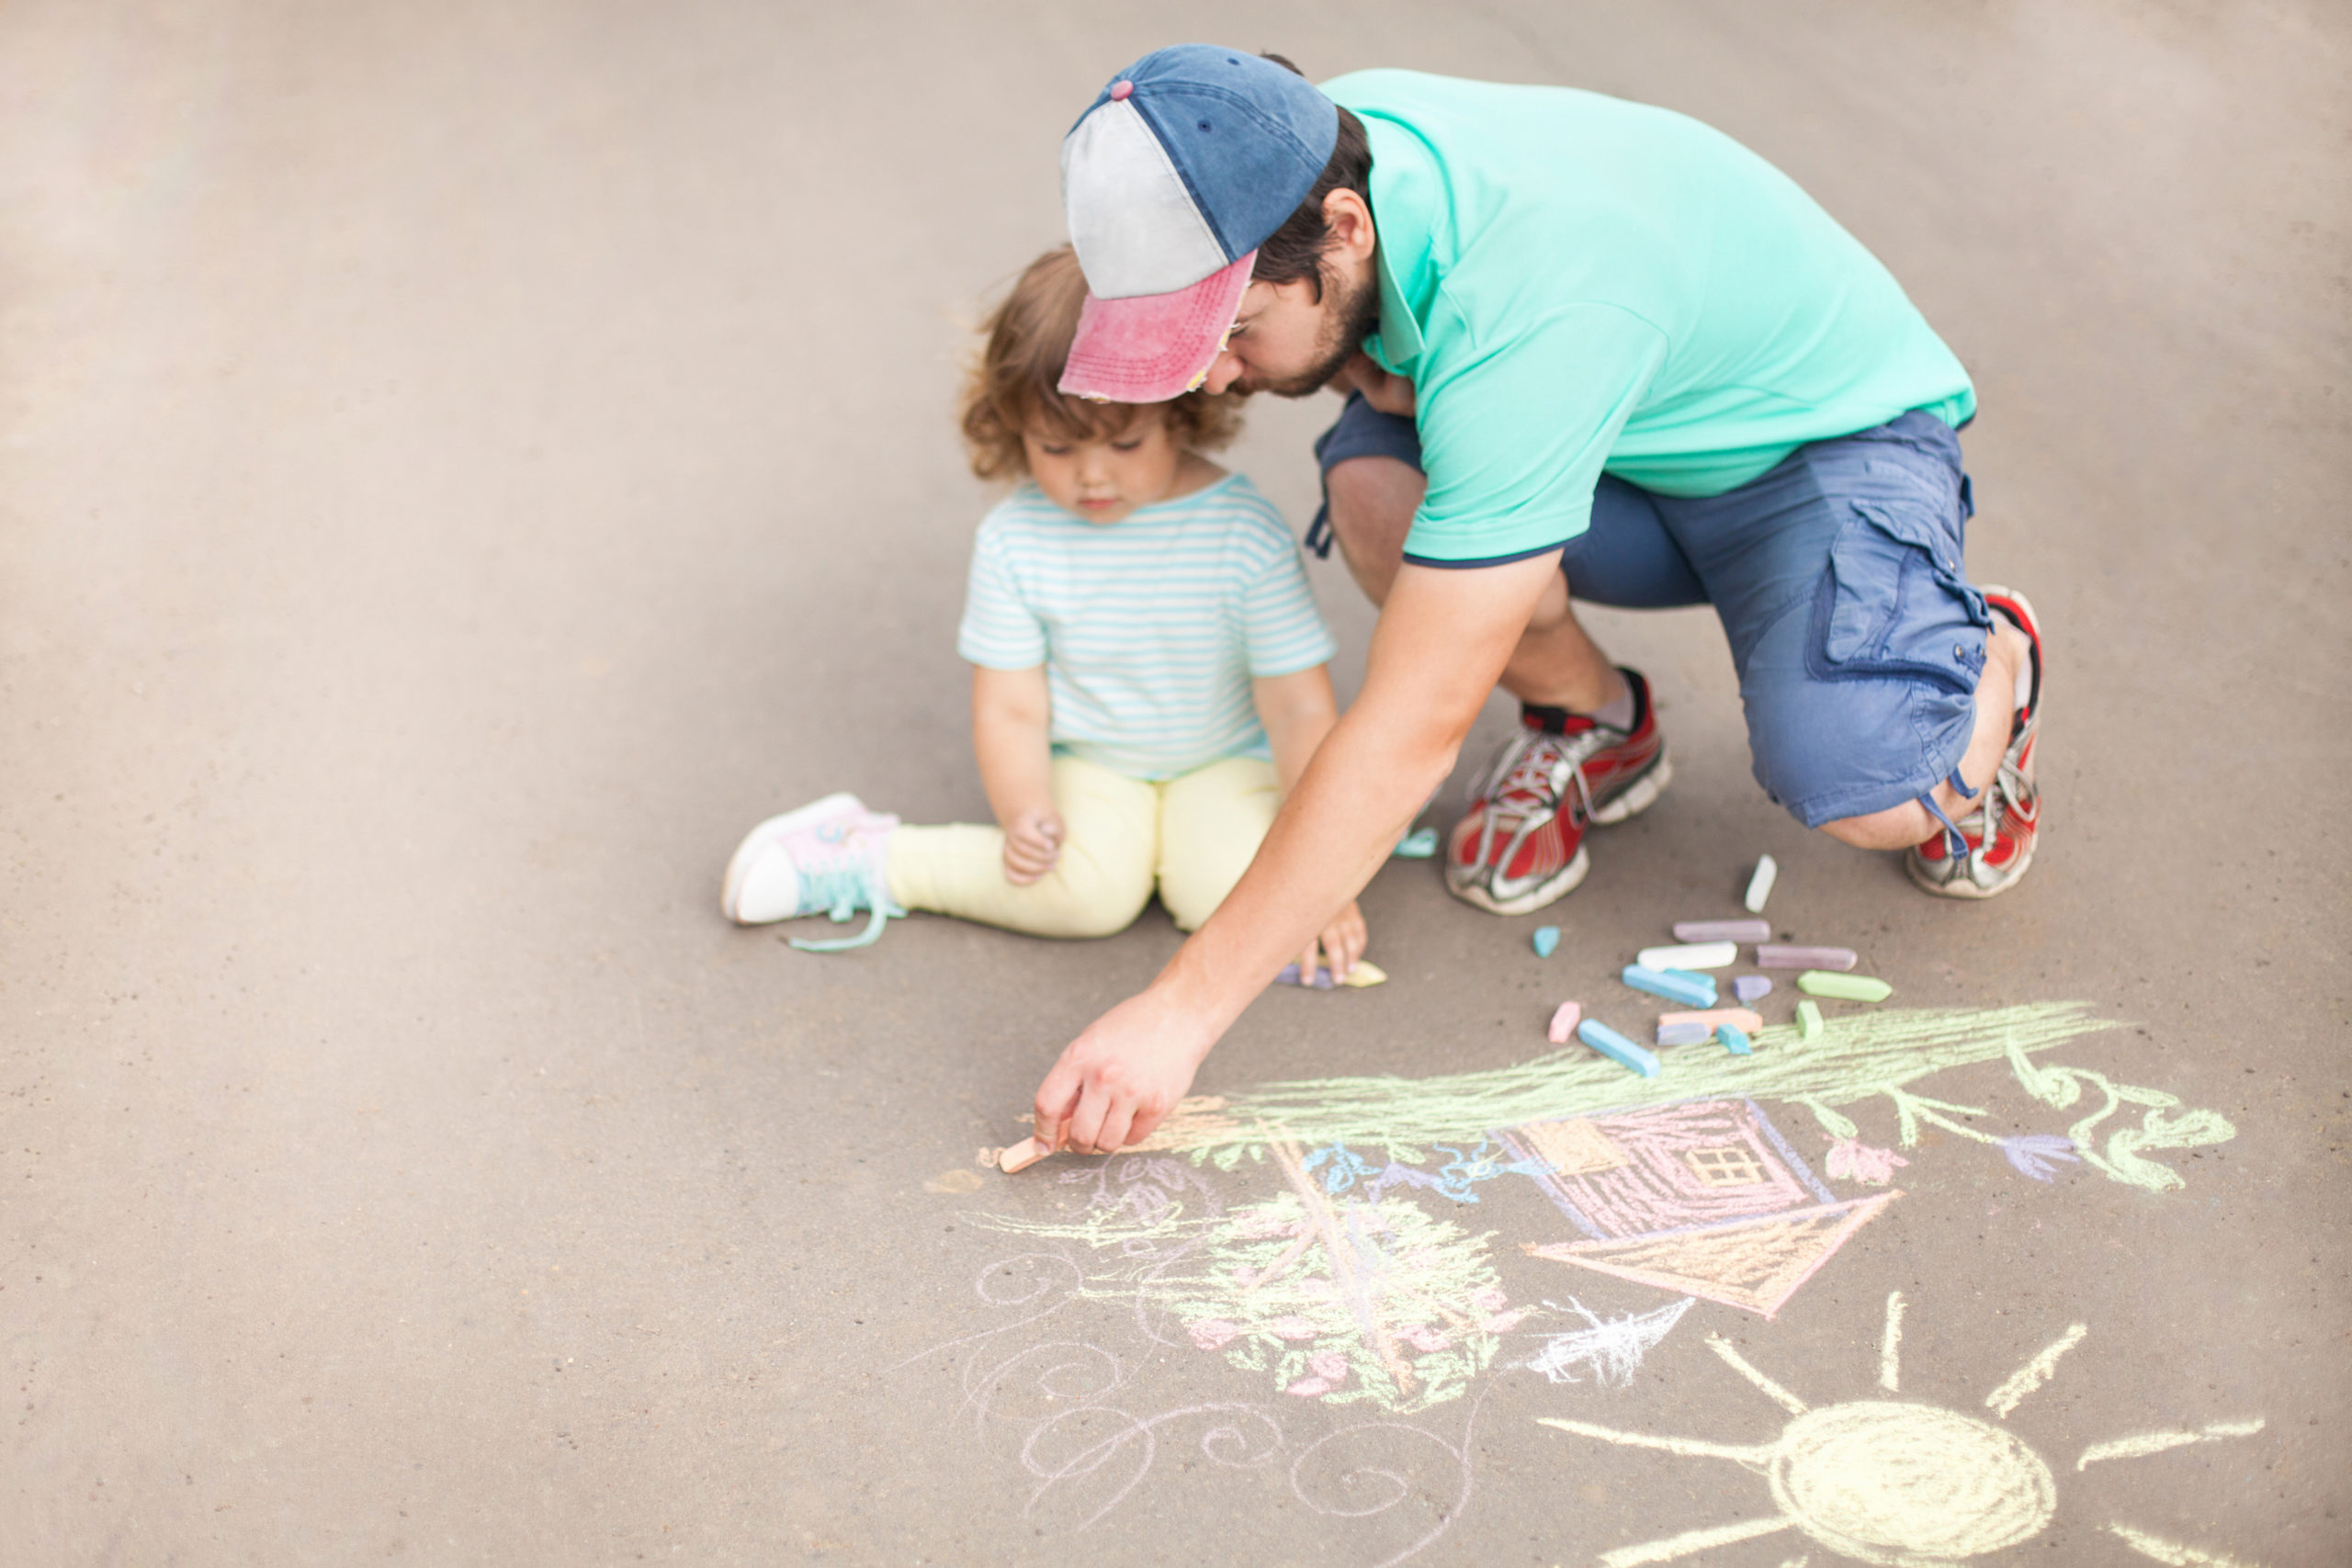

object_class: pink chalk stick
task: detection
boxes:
[1671,919,1771,943]
[997,1136,1050,1174]
[1657,1007,1765,1034]
[1547,1001,1583,1044]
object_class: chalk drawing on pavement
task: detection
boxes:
[1539,1292,2267,1568]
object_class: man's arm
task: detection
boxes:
[1031,550,1563,1154]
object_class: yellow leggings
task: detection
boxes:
[884,754,1279,939]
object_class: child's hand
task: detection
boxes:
[1001,807,1065,885]
[1297,899,1368,986]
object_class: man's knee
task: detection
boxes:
[1324,456,1424,604]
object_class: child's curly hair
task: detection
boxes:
[959,244,1241,481]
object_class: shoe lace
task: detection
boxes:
[1483,728,1596,825]
[787,816,904,953]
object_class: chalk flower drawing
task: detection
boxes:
[1541,1292,2267,1567]
[1824,1137,1908,1185]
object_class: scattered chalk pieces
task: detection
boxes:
[1635,941,1737,972]
[1732,974,1772,1004]
[1392,826,1439,859]
[997,1136,1050,1174]
[1715,1023,1752,1055]
[1758,944,1858,971]
[1546,1001,1582,1044]
[1797,970,1894,1002]
[1797,999,1825,1040]
[1533,926,1560,958]
[1621,964,1717,1009]
[1657,1007,1764,1034]
[1672,919,1770,943]
[1744,854,1778,913]
[1577,1019,1660,1077]
[1657,1021,1711,1046]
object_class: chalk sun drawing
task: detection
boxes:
[1538,1292,2267,1568]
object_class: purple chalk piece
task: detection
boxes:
[1671,919,1771,944]
[1273,963,1338,989]
[1732,975,1772,1004]
[1757,944,1858,971]
[1655,1022,1711,1047]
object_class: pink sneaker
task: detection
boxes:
[1908,588,2042,899]
[720,793,903,949]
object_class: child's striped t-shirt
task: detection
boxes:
[956,472,1338,781]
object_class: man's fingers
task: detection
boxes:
[1033,1060,1083,1151]
[1093,1102,1136,1155]
[1065,1078,1113,1156]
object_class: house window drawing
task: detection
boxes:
[1503,1099,1895,1318]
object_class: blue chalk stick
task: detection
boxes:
[1715,1023,1752,1056]
[1656,1022,1711,1046]
[1621,964,1717,1008]
[1577,1019,1660,1077]
[1533,925,1560,958]
[1392,826,1439,859]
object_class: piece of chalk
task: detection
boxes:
[1392,826,1439,859]
[1732,974,1772,1004]
[997,1136,1050,1174]
[1577,1019,1660,1077]
[1657,1007,1764,1034]
[1533,925,1560,958]
[1672,919,1771,944]
[1274,959,1389,989]
[1758,944,1858,971]
[1636,941,1737,972]
[1797,970,1894,1002]
[1621,964,1717,1008]
[1744,854,1778,913]
[1656,1022,1711,1046]
[1546,1001,1582,1044]
[1715,1023,1751,1056]
[1797,999,1825,1040]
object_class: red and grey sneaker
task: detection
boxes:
[1444,668,1671,915]
[1908,588,2043,899]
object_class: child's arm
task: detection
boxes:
[972,664,1063,885]
[1252,664,1369,982]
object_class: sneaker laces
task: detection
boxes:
[786,814,904,953]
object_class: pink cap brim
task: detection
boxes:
[1057,251,1255,403]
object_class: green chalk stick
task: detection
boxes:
[1797,970,1894,1002]
[1797,999,1825,1040]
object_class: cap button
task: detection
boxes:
[1110,80,1133,100]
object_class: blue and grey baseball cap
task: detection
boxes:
[1057,46,1338,401]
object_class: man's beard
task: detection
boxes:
[1248,265,1384,399]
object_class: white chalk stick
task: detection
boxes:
[1636,942,1737,971]
[1744,854,1778,913]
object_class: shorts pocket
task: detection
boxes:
[1808,498,1989,694]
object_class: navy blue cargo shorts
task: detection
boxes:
[1311,396,1994,829]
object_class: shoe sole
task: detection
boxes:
[719,791,865,924]
[1588,752,1673,827]
[1449,843,1592,916]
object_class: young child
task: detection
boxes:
[720,245,1367,979]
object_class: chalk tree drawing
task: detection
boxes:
[1539,1292,2267,1567]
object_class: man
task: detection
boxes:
[1033,47,2044,1155]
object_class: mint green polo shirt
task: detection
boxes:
[1321,70,1976,566]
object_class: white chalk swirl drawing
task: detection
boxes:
[906,1003,2260,1562]
[1541,1291,2267,1567]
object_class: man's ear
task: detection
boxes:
[1323,188,1377,266]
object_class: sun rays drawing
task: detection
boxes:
[1539,1292,2267,1568]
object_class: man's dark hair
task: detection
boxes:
[1253,53,1373,300]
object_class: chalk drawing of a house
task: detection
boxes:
[1500,1098,1893,1318]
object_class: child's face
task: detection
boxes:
[1021,409,1184,525]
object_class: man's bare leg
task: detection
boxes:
[1324,456,1626,713]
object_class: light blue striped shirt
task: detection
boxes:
[956,472,1338,781]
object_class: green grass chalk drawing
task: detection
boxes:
[1125,1001,2233,1195]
